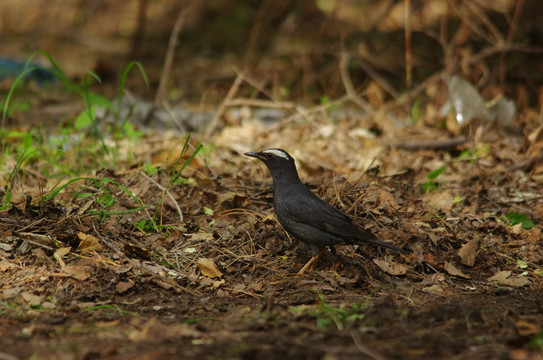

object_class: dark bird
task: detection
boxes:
[245,148,406,273]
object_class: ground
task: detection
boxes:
[1,135,542,359]
[1,1,543,359]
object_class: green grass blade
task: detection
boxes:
[116,61,149,123]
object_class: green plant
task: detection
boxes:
[411,99,422,124]
[314,293,365,330]
[504,212,535,229]
[530,331,543,350]
[1,148,42,210]
[84,304,143,318]
[423,166,447,193]
[457,145,490,163]
[157,135,202,219]
[289,292,365,331]
[2,51,149,171]
[43,176,151,223]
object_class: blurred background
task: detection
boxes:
[2,0,542,108]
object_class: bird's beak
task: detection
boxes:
[244,151,266,161]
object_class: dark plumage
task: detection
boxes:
[245,148,406,271]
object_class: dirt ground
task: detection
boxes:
[2,1,543,359]
[1,140,542,359]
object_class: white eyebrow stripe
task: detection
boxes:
[262,149,289,160]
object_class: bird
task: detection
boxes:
[245,148,406,273]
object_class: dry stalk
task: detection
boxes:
[204,70,245,138]
[154,7,187,107]
[339,52,372,113]
[139,171,184,223]
[404,0,412,88]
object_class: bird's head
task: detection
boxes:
[244,148,299,181]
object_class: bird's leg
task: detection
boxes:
[298,247,326,274]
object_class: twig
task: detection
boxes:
[351,330,389,360]
[358,61,399,100]
[404,0,412,88]
[154,7,187,107]
[500,0,526,86]
[447,0,497,45]
[463,0,504,44]
[244,0,272,68]
[393,136,467,151]
[254,95,349,137]
[224,98,296,109]
[339,52,373,113]
[23,239,55,251]
[462,43,543,68]
[233,68,276,101]
[139,171,184,223]
[129,0,148,60]
[204,70,245,138]
[384,70,444,112]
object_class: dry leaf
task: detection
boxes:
[0,260,18,271]
[515,319,540,336]
[423,253,438,267]
[373,259,409,275]
[77,232,103,253]
[296,279,335,291]
[488,270,511,282]
[217,192,249,207]
[488,270,530,287]
[63,265,88,281]
[21,292,42,305]
[187,233,214,242]
[116,281,134,293]
[424,191,454,213]
[444,261,471,279]
[458,239,479,267]
[197,258,223,278]
[375,187,398,208]
[422,284,445,295]
[54,247,71,268]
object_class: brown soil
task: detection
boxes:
[1,149,542,360]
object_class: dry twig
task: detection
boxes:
[139,171,184,223]
[154,7,187,107]
[204,71,245,138]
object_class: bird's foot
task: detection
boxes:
[297,248,326,274]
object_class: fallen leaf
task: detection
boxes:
[373,259,409,275]
[458,239,479,267]
[0,260,18,271]
[63,265,88,280]
[488,270,511,282]
[217,192,249,208]
[375,187,398,208]
[444,261,471,279]
[21,292,42,305]
[54,247,71,268]
[77,232,103,253]
[424,191,454,213]
[116,281,134,293]
[423,253,438,267]
[187,233,214,242]
[515,319,541,336]
[197,258,223,278]
[151,276,192,294]
[295,279,335,291]
[488,270,530,287]
[422,284,445,295]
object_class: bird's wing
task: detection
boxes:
[284,187,377,241]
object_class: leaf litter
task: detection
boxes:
[2,112,542,359]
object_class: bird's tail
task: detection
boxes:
[365,238,408,254]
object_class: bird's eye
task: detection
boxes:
[267,153,273,158]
